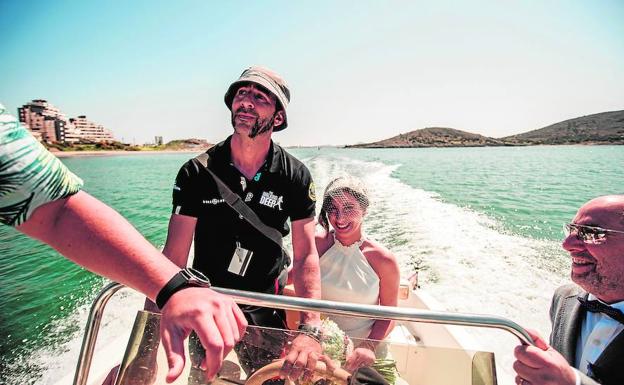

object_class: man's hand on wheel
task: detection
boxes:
[280,333,323,382]
[160,288,247,383]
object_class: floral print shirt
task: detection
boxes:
[0,103,82,226]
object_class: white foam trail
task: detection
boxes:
[306,154,570,385]
[29,285,144,385]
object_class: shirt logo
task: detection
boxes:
[309,182,316,201]
[244,192,254,202]
[203,198,225,205]
[259,191,283,210]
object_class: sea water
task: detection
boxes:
[0,145,622,384]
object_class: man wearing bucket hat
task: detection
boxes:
[151,66,322,381]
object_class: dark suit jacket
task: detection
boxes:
[549,284,624,385]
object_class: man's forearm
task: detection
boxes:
[292,253,322,325]
[17,191,178,301]
[364,319,395,346]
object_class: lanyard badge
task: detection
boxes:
[228,241,253,276]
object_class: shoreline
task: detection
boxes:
[52,149,205,158]
[347,141,624,149]
[50,142,623,157]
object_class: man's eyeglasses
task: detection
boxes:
[563,223,624,244]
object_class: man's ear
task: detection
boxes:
[273,110,285,127]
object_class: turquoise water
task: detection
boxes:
[1,146,623,384]
[0,154,188,383]
[298,145,623,242]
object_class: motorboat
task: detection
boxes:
[58,274,533,385]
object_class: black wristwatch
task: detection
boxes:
[156,268,211,310]
[298,324,322,342]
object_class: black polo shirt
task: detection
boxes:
[171,135,316,292]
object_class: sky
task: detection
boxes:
[1,0,623,146]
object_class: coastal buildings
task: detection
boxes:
[69,115,114,142]
[18,100,69,143]
[18,100,114,143]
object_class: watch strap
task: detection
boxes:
[297,324,322,342]
[155,268,210,310]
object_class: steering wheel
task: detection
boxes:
[245,359,350,385]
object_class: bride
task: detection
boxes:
[316,176,400,371]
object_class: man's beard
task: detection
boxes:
[232,108,276,139]
[573,268,620,297]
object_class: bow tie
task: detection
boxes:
[578,297,624,325]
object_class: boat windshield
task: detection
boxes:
[74,284,531,385]
[109,310,497,385]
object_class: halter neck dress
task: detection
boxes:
[319,232,380,341]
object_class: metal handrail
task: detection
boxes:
[73,282,125,385]
[74,282,534,385]
[213,286,535,346]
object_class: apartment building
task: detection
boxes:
[18,100,115,143]
[69,115,114,142]
[18,99,69,143]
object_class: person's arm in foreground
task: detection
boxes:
[513,329,595,385]
[17,192,246,382]
[345,246,400,371]
[281,216,323,380]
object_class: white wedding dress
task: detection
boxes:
[320,233,380,341]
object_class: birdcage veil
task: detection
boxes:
[318,176,370,231]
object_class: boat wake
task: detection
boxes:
[305,154,569,384]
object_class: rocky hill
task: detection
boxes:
[502,110,624,145]
[349,110,624,148]
[348,127,507,148]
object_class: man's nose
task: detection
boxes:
[562,232,585,252]
[238,94,254,109]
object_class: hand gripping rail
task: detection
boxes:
[73,282,535,385]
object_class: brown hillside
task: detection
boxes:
[503,110,624,145]
[349,127,506,148]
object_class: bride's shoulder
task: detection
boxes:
[315,228,334,256]
[362,239,396,263]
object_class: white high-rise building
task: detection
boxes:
[64,123,82,143]
[69,115,114,142]
[18,100,115,143]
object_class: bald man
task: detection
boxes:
[514,195,624,385]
